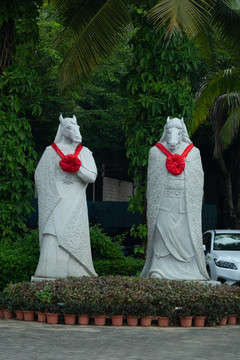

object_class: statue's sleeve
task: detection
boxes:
[77,147,97,184]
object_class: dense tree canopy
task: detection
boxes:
[2,0,240,243]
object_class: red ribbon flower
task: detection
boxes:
[51,143,83,173]
[155,143,194,176]
[166,154,185,175]
[59,154,81,173]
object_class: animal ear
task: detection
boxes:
[167,116,170,122]
[73,115,77,122]
[59,114,64,124]
[181,117,184,123]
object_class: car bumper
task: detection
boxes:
[214,266,240,285]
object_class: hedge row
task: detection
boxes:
[0,227,144,290]
[2,276,240,325]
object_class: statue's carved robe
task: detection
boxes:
[34,144,97,278]
[141,141,209,280]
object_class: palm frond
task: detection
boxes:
[51,0,130,89]
[211,0,240,57]
[52,0,109,34]
[193,68,240,132]
[148,0,213,37]
[193,23,217,64]
[219,101,240,149]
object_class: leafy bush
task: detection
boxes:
[90,225,124,260]
[90,225,144,276]
[93,257,144,276]
[0,229,39,291]
[0,225,143,290]
[2,277,240,325]
[0,66,41,242]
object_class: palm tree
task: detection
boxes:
[193,69,240,228]
[51,0,240,227]
[51,0,131,89]
[51,0,240,89]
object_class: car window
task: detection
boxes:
[214,234,240,250]
[203,233,211,253]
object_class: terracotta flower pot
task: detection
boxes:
[0,308,4,318]
[23,310,35,321]
[46,313,59,324]
[64,314,76,325]
[78,315,90,325]
[218,316,227,326]
[227,315,237,325]
[157,316,170,327]
[37,311,47,323]
[179,316,193,327]
[111,315,124,326]
[14,310,24,321]
[140,316,152,327]
[126,315,138,326]
[94,315,106,326]
[193,316,207,327]
[3,309,14,319]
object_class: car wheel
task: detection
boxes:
[206,266,211,278]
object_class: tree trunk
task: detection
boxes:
[0,19,15,74]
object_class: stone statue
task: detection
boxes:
[32,114,97,280]
[141,116,209,281]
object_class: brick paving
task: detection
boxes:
[0,319,240,360]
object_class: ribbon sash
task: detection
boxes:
[155,143,194,175]
[52,142,83,173]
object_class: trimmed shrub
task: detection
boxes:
[0,229,39,291]
[0,225,144,289]
[2,277,240,325]
[93,257,144,276]
[90,225,124,260]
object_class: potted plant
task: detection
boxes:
[76,301,91,325]
[176,303,194,327]
[2,296,14,319]
[21,300,36,321]
[45,303,61,324]
[226,296,238,325]
[122,302,141,326]
[155,302,174,327]
[61,301,78,325]
[138,302,155,327]
[90,301,109,326]
[35,302,47,322]
[0,293,3,319]
[9,297,27,320]
[191,297,208,327]
[109,303,124,326]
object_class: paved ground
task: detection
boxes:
[0,319,240,360]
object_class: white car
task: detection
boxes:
[203,229,240,285]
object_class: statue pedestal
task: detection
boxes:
[31,276,57,282]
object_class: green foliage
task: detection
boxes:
[51,0,131,89]
[0,66,41,241]
[90,225,145,277]
[0,0,43,72]
[90,225,124,260]
[71,30,133,171]
[26,5,76,154]
[3,277,240,325]
[0,229,39,291]
[122,5,197,213]
[0,225,144,290]
[93,258,144,277]
[130,224,147,240]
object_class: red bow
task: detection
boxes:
[51,143,83,173]
[155,143,194,175]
